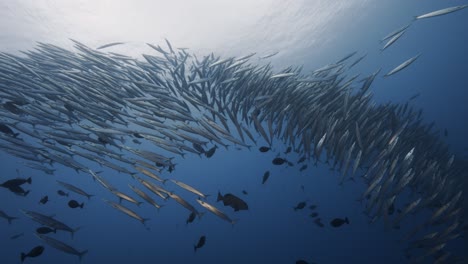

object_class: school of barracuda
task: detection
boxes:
[0,4,467,263]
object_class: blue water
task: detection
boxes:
[1,1,467,263]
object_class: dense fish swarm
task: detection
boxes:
[0,39,466,263]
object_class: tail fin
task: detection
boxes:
[26,177,32,184]
[217,191,223,202]
[78,250,88,262]
[80,203,84,209]
[71,226,82,239]
[24,191,30,197]
[141,218,150,226]
[194,245,197,252]
[21,253,26,263]
[86,194,94,200]
[13,133,20,138]
[345,217,349,224]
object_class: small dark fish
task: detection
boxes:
[39,196,48,204]
[7,185,30,196]
[21,246,44,263]
[259,146,270,152]
[193,143,205,154]
[242,190,248,195]
[0,123,19,137]
[10,233,24,240]
[284,146,292,154]
[0,177,32,188]
[309,212,319,218]
[36,227,56,234]
[299,165,308,171]
[408,92,420,101]
[297,156,306,163]
[57,190,69,197]
[330,217,349,227]
[309,205,317,210]
[217,191,248,211]
[186,212,196,225]
[205,145,218,158]
[294,201,307,211]
[388,203,395,215]
[314,218,324,228]
[272,157,287,165]
[287,161,294,167]
[68,200,84,209]
[262,171,270,184]
[132,139,142,144]
[194,235,206,252]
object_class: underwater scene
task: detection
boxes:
[0,1,467,263]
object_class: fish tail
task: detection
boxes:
[345,217,349,224]
[53,229,57,233]
[27,177,32,184]
[13,132,20,138]
[78,250,88,262]
[80,203,84,209]
[217,191,223,202]
[194,245,197,252]
[21,253,26,263]
[24,191,30,197]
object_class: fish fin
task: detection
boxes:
[71,226,82,239]
[194,245,197,252]
[24,191,30,197]
[78,250,88,262]
[217,191,223,202]
[53,229,57,233]
[27,177,32,184]
[80,203,84,209]
[345,217,349,224]
[21,253,26,263]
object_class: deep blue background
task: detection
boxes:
[1,1,467,263]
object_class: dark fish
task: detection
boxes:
[57,190,69,197]
[217,191,248,211]
[330,217,350,227]
[294,201,307,211]
[0,177,32,188]
[272,157,287,165]
[68,200,84,209]
[297,156,306,163]
[205,145,218,158]
[192,143,205,154]
[186,212,196,225]
[132,139,142,144]
[262,171,270,184]
[309,212,319,218]
[21,246,44,263]
[299,165,308,171]
[259,146,270,152]
[7,185,30,196]
[309,205,317,210]
[0,123,19,137]
[10,233,24,240]
[287,161,294,167]
[388,203,395,215]
[314,218,324,228]
[284,146,292,154]
[194,235,206,252]
[242,190,248,195]
[36,227,56,234]
[39,196,48,204]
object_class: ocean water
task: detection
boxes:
[0,1,467,263]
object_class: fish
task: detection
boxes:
[68,200,84,209]
[57,190,69,197]
[284,146,292,154]
[309,213,319,218]
[167,192,203,217]
[0,177,32,188]
[314,218,324,228]
[415,5,468,20]
[10,232,24,240]
[381,23,411,42]
[39,195,49,204]
[96,42,125,49]
[35,234,88,261]
[0,210,18,224]
[381,29,406,51]
[56,180,94,200]
[170,179,209,199]
[36,227,56,234]
[272,157,287,165]
[102,199,148,225]
[21,210,81,238]
[217,191,248,211]
[0,123,19,137]
[384,54,421,77]
[186,212,196,225]
[259,51,279,59]
[259,146,270,152]
[204,145,218,158]
[21,246,44,263]
[299,165,307,172]
[128,184,163,210]
[294,201,307,211]
[262,171,270,184]
[196,199,236,225]
[194,235,206,252]
[242,190,248,195]
[309,205,317,210]
[330,217,350,227]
